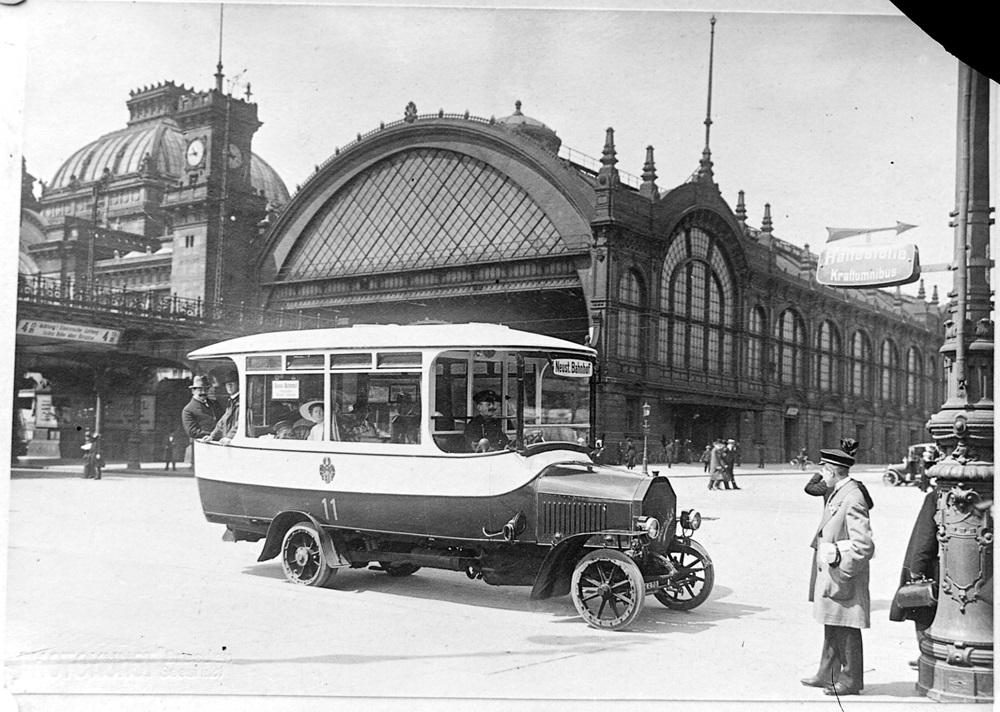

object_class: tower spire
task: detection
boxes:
[214,4,225,93]
[696,15,717,183]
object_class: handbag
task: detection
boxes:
[893,577,938,610]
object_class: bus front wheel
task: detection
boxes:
[281,522,335,587]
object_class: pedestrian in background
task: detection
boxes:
[700,444,712,473]
[163,429,177,471]
[81,430,102,480]
[801,440,874,697]
[725,439,741,490]
[889,490,938,670]
[708,439,729,490]
[758,443,766,468]
[624,437,637,469]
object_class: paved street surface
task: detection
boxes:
[4,461,984,711]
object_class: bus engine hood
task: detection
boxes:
[533,463,677,543]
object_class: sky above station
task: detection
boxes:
[2,0,997,303]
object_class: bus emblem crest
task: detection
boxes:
[319,457,335,483]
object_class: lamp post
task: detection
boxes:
[917,62,993,703]
[641,402,651,475]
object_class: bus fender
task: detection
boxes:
[256,510,348,567]
[529,534,591,601]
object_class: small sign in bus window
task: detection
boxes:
[271,380,300,400]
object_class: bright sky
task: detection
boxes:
[3,0,997,302]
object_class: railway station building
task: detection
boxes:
[16,81,946,464]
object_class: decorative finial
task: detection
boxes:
[917,278,926,300]
[735,190,747,226]
[245,82,252,101]
[598,127,619,186]
[696,15,717,183]
[404,101,418,123]
[761,203,773,235]
[640,145,658,199]
[931,285,939,305]
[514,100,522,115]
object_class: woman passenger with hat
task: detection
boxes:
[801,439,874,697]
[464,390,510,452]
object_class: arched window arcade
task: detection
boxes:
[850,331,872,398]
[776,309,807,387]
[658,225,735,373]
[617,268,646,361]
[817,320,841,393]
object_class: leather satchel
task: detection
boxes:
[893,578,938,610]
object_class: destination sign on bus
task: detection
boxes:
[551,359,593,378]
[816,243,920,288]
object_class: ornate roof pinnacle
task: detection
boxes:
[735,189,747,226]
[761,203,773,235]
[917,278,926,300]
[598,127,620,186]
[640,145,658,199]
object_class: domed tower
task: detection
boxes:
[34,80,290,306]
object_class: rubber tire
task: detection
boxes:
[571,549,645,631]
[281,522,335,587]
[653,539,714,611]
[883,470,901,487]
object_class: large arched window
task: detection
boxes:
[776,309,806,387]
[658,224,734,373]
[906,346,922,404]
[880,339,900,403]
[817,320,841,393]
[850,331,872,397]
[748,306,766,379]
[617,269,645,361]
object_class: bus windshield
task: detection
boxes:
[430,349,592,453]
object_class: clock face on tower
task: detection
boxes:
[227,144,244,169]
[185,138,206,167]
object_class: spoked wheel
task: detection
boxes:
[653,539,714,611]
[883,470,901,486]
[378,561,421,577]
[571,549,645,631]
[281,523,335,587]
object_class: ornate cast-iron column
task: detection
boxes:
[919,63,993,703]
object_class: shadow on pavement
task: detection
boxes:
[862,680,925,697]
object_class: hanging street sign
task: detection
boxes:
[816,243,921,288]
[16,319,122,345]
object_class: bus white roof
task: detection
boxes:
[188,323,596,360]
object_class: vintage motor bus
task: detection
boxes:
[189,323,712,630]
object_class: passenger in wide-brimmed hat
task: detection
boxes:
[182,374,222,446]
[464,389,509,452]
[801,438,874,697]
[298,400,328,441]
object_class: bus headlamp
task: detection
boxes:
[637,516,660,539]
[680,509,702,531]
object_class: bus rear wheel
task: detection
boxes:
[281,523,335,587]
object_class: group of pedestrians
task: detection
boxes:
[705,438,740,490]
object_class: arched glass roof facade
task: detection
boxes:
[277,148,567,280]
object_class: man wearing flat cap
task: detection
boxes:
[464,390,510,452]
[801,440,874,697]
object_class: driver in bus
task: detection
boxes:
[464,390,510,453]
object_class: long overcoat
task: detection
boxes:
[708,445,727,482]
[888,490,938,626]
[809,478,874,629]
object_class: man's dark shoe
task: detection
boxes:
[824,682,861,696]
[908,660,919,670]
[800,676,827,688]
[732,485,741,490]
